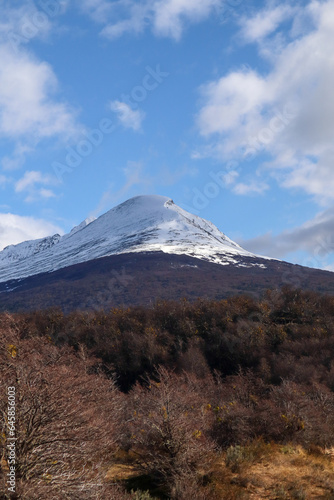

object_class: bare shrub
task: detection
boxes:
[0,314,122,497]
[118,367,215,497]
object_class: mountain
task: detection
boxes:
[1,195,334,313]
[0,195,271,284]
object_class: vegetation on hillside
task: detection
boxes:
[1,286,334,498]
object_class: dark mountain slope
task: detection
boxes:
[1,251,333,313]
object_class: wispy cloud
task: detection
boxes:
[0,1,52,45]
[238,4,294,42]
[90,159,200,218]
[77,0,114,23]
[1,143,34,171]
[240,206,334,262]
[80,0,222,41]
[233,181,269,196]
[89,161,149,217]
[152,0,221,40]
[15,170,57,202]
[110,100,145,131]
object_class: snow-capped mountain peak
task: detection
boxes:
[69,216,96,235]
[0,195,271,283]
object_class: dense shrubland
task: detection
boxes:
[1,286,334,498]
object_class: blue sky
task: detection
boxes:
[1,0,334,271]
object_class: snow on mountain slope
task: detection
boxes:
[0,195,272,283]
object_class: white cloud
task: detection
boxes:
[100,2,149,39]
[15,170,57,202]
[276,154,334,204]
[197,70,268,136]
[110,100,145,131]
[0,213,63,251]
[0,3,83,169]
[39,188,56,199]
[82,0,221,41]
[239,4,294,42]
[152,0,221,40]
[0,45,83,141]
[195,0,334,202]
[233,181,269,196]
[15,171,54,192]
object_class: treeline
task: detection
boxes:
[1,286,334,499]
[18,286,334,391]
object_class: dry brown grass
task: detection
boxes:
[105,464,140,482]
[214,442,334,499]
[104,443,334,499]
